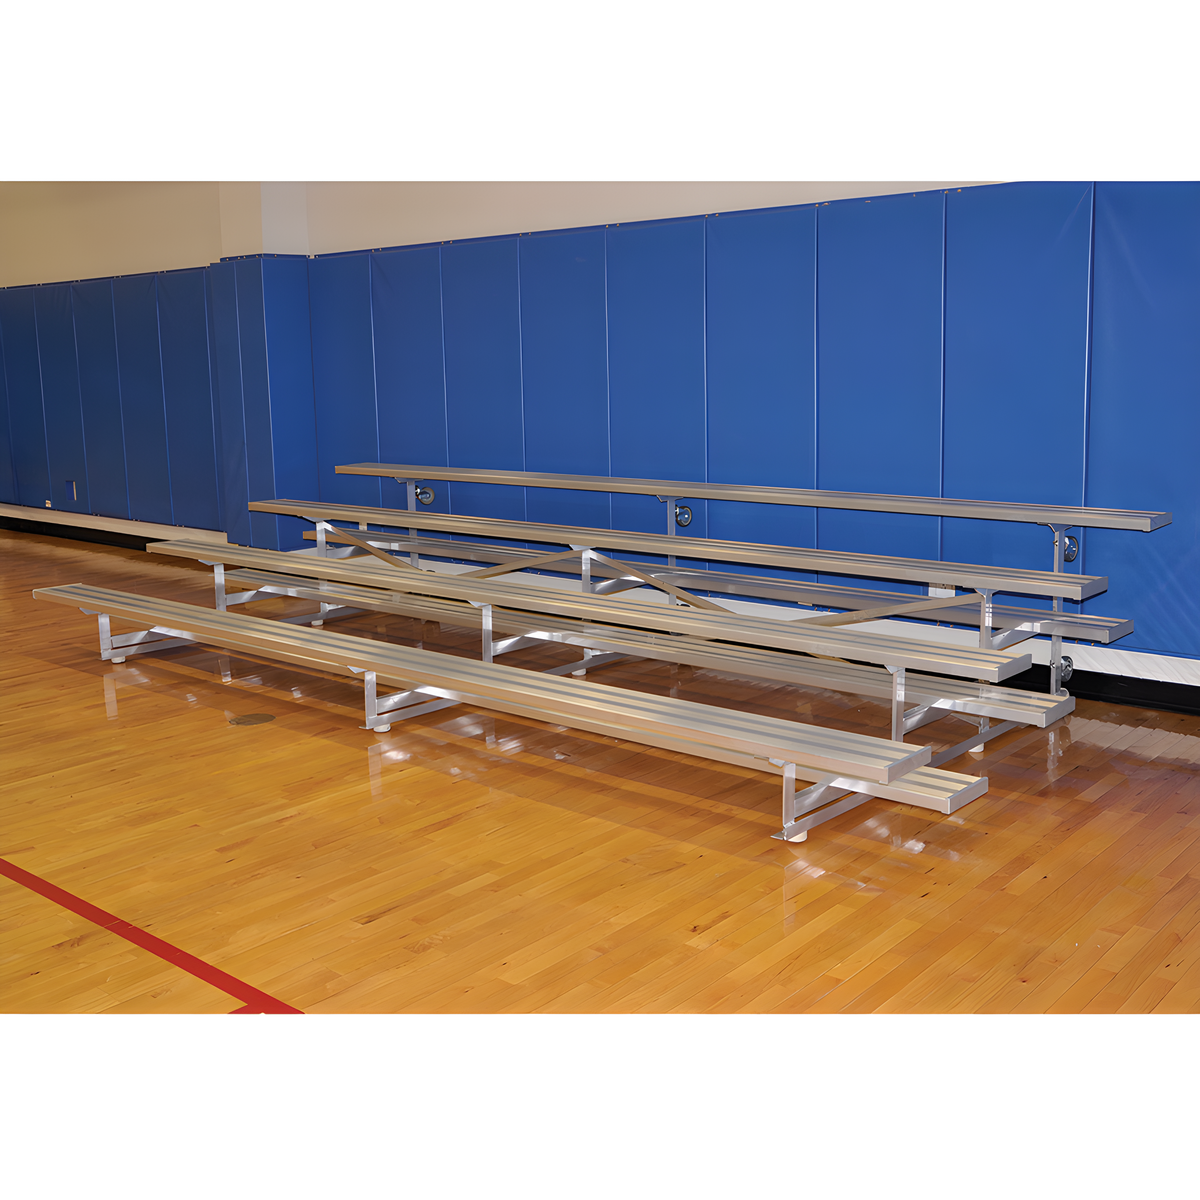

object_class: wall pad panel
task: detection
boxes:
[371,247,450,515]
[607,218,707,548]
[1086,182,1200,656]
[159,269,220,530]
[0,332,16,504]
[112,274,173,525]
[308,253,381,508]
[35,284,90,514]
[72,280,129,519]
[942,182,1094,589]
[0,288,51,507]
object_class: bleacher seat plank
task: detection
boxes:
[332,462,1171,532]
[32,583,992,839]
[150,539,1033,682]
[250,499,1108,601]
[223,566,1074,732]
[34,582,925,780]
[295,527,1135,645]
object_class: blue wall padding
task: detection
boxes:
[307,253,380,508]
[518,228,611,532]
[441,239,527,525]
[158,269,221,531]
[0,332,16,503]
[942,182,1094,592]
[3,183,1198,660]
[233,260,281,549]
[705,206,816,570]
[202,270,226,536]
[606,219,707,548]
[72,280,129,518]
[206,261,251,546]
[815,191,946,593]
[112,274,173,525]
[34,284,90,514]
[0,288,51,507]
[262,257,320,551]
[371,247,451,515]
[1086,182,1200,656]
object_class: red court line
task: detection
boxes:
[0,856,301,1014]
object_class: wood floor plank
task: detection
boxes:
[3,527,1200,1012]
[0,875,243,1013]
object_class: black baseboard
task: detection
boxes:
[1002,663,1200,718]
[0,514,152,551]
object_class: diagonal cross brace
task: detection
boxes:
[458,548,588,580]
[320,524,421,572]
[792,591,970,626]
[585,551,730,612]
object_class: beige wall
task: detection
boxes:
[0,182,224,287]
[0,181,993,288]
[300,182,992,255]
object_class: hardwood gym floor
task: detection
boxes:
[3,527,1200,1014]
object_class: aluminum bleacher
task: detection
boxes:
[34,583,989,843]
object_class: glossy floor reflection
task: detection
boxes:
[3,528,1199,1013]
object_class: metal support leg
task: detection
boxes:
[316,521,329,557]
[97,613,127,663]
[972,716,991,753]
[887,665,905,743]
[660,495,677,568]
[773,767,876,842]
[781,762,804,841]
[1047,523,1075,698]
[86,606,195,663]
[977,589,995,651]
[364,668,377,724]
[481,603,493,663]
[213,563,227,612]
[581,549,592,594]
[363,670,392,733]
[403,478,421,569]
[357,670,458,729]
[902,702,942,735]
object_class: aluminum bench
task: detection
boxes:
[149,539,1045,762]
[293,526,1134,646]
[251,496,1119,699]
[253,499,1109,601]
[150,537,1032,679]
[219,565,1074,768]
[335,461,1171,533]
[329,459,1167,692]
[33,583,989,843]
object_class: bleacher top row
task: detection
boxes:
[335,463,1172,532]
